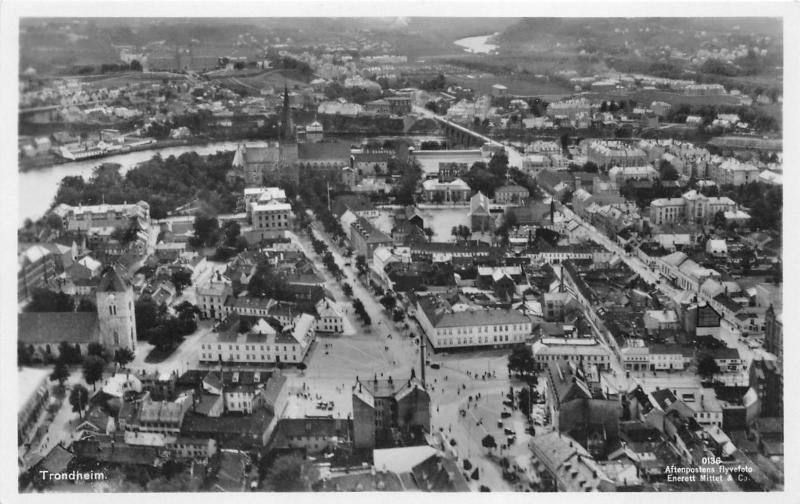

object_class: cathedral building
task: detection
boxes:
[229,86,350,187]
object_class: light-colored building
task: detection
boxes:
[709,159,758,186]
[61,201,150,232]
[621,342,690,371]
[415,295,532,350]
[658,251,720,292]
[197,280,233,320]
[421,178,471,203]
[199,314,316,365]
[251,200,292,235]
[494,183,530,205]
[586,140,648,168]
[315,298,344,334]
[531,337,613,371]
[350,217,393,263]
[18,367,51,448]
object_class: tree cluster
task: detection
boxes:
[462,152,509,198]
[352,298,371,326]
[53,152,242,220]
[135,296,197,351]
[507,344,536,379]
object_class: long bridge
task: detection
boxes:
[414,106,525,168]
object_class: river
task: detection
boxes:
[18,141,241,225]
[454,33,498,54]
[17,134,447,225]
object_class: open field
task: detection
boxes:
[447,73,573,98]
[584,89,742,107]
[210,69,311,93]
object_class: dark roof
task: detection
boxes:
[181,408,274,447]
[711,347,741,360]
[18,312,100,344]
[298,142,350,161]
[96,266,129,292]
[37,444,75,474]
[351,217,392,244]
[410,455,471,492]
[713,293,743,313]
[352,152,391,163]
[332,194,376,217]
[275,418,350,438]
[650,388,678,411]
[72,436,159,466]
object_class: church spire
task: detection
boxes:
[280,84,294,141]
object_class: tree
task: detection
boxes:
[504,210,519,230]
[114,347,135,368]
[130,59,143,72]
[392,309,405,323]
[559,133,570,153]
[517,386,533,417]
[423,227,434,242]
[581,161,599,173]
[380,292,396,311]
[135,296,160,337]
[87,342,110,362]
[507,344,536,378]
[658,160,679,181]
[451,224,471,242]
[342,283,353,297]
[58,341,83,365]
[696,353,721,380]
[222,221,241,247]
[69,384,89,419]
[488,151,509,180]
[82,355,106,390]
[713,210,727,230]
[481,434,497,451]
[355,255,368,276]
[192,212,219,248]
[50,361,70,386]
[171,269,193,296]
[265,454,306,491]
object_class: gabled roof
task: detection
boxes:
[18,312,100,344]
[96,266,129,292]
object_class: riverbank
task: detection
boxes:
[18,137,225,173]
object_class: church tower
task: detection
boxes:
[279,86,294,141]
[95,267,137,351]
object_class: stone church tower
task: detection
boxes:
[95,267,137,351]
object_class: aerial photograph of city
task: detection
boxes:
[12,12,785,494]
